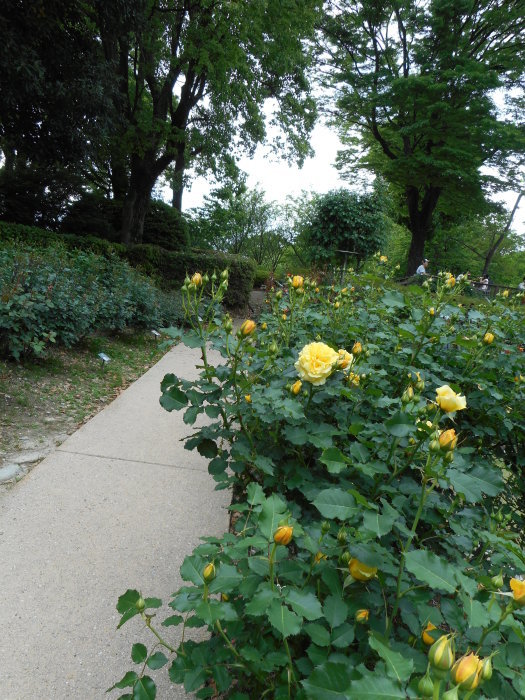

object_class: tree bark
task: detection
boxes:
[405,185,441,274]
[120,158,156,245]
[171,142,185,211]
[481,191,523,277]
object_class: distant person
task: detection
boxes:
[480,276,489,293]
[416,259,429,275]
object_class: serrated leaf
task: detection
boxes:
[258,494,287,539]
[180,555,205,586]
[132,675,156,700]
[447,465,503,502]
[116,589,141,629]
[107,671,138,691]
[405,550,457,593]
[331,622,355,648]
[159,386,187,412]
[349,673,407,698]
[162,615,183,627]
[313,488,357,520]
[320,447,349,474]
[286,589,323,621]
[131,643,147,664]
[147,652,168,670]
[245,584,278,616]
[267,601,302,637]
[304,622,331,646]
[208,564,243,594]
[323,595,348,628]
[368,633,414,682]
[362,501,398,538]
[302,662,352,699]
[385,412,416,437]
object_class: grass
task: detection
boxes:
[0,329,167,457]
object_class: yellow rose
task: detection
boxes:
[282,313,288,321]
[244,394,251,403]
[379,255,388,263]
[429,634,455,671]
[261,322,267,330]
[436,385,467,413]
[240,319,256,336]
[314,551,327,564]
[510,578,525,606]
[203,562,216,582]
[445,276,456,288]
[348,372,360,386]
[291,380,302,395]
[334,301,340,309]
[291,275,304,288]
[315,287,320,293]
[191,272,203,286]
[451,653,482,690]
[348,558,377,582]
[422,621,438,645]
[295,342,339,386]
[356,609,369,623]
[274,525,293,546]
[483,332,494,344]
[502,289,509,298]
[352,341,362,355]
[337,349,354,370]
[439,428,458,451]
[429,307,435,316]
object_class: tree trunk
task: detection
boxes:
[171,143,185,211]
[481,191,523,277]
[405,185,441,275]
[120,159,155,245]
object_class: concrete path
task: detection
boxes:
[0,343,230,699]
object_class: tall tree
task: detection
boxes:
[323,0,525,273]
[93,0,322,245]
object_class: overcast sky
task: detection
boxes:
[177,118,524,234]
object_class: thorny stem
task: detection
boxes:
[142,613,177,654]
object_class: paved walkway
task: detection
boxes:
[0,343,230,698]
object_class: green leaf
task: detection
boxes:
[132,676,156,700]
[323,595,348,628]
[208,564,243,594]
[349,673,407,699]
[183,405,200,425]
[162,615,183,627]
[180,555,205,586]
[267,601,302,637]
[116,589,141,629]
[368,633,414,682]
[447,465,504,502]
[304,623,331,646]
[320,447,349,474]
[382,290,405,308]
[146,652,168,670]
[258,494,287,539]
[286,589,323,621]
[362,501,398,538]
[107,671,138,691]
[331,622,355,648]
[196,438,218,459]
[405,550,457,593]
[302,662,352,699]
[159,386,188,412]
[246,482,265,506]
[385,412,416,437]
[313,488,357,520]
[131,643,147,664]
[245,584,278,616]
[195,599,238,625]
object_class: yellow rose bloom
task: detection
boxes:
[203,562,216,582]
[282,313,288,321]
[337,349,354,370]
[348,558,377,582]
[502,289,509,298]
[422,621,437,645]
[379,255,388,263]
[240,319,256,336]
[295,342,339,386]
[261,322,267,330]
[352,341,363,355]
[483,332,494,344]
[191,272,203,287]
[356,609,369,623]
[244,394,251,403]
[445,276,456,288]
[429,634,455,671]
[510,578,525,606]
[334,301,340,309]
[348,372,360,386]
[315,287,320,293]
[429,307,435,316]
[436,385,467,413]
[439,428,458,451]
[451,653,482,690]
[274,525,293,546]
[291,380,302,395]
[292,275,304,288]
[314,551,327,564]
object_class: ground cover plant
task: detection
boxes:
[113,264,525,699]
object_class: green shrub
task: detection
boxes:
[0,222,255,308]
[0,242,183,360]
[253,267,271,288]
[113,271,525,699]
[143,200,189,251]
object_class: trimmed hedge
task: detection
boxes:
[0,221,256,308]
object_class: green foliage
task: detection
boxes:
[0,222,255,308]
[0,243,182,361]
[305,189,385,266]
[114,269,525,698]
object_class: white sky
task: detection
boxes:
[177,118,524,235]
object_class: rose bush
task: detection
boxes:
[111,268,525,699]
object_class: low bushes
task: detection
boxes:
[0,242,183,360]
[0,222,256,308]
[113,265,525,698]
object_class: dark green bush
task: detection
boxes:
[142,200,189,251]
[0,242,183,360]
[253,267,271,288]
[0,222,255,308]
